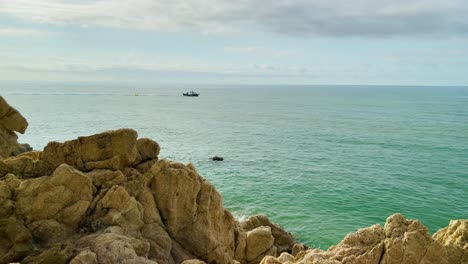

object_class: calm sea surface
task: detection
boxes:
[1,82,467,248]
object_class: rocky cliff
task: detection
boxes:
[0,98,466,264]
[0,97,31,159]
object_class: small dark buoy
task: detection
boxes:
[211,156,224,161]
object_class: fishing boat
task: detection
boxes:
[183,91,199,97]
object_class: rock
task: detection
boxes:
[0,174,20,218]
[171,239,198,264]
[76,231,157,264]
[1,122,466,264]
[42,128,139,171]
[134,159,157,174]
[141,223,173,264]
[246,226,276,263]
[0,128,21,160]
[433,219,468,264]
[211,156,224,161]
[150,160,236,263]
[86,169,125,189]
[0,217,33,264]
[291,243,306,256]
[242,214,295,254]
[381,213,448,264]
[69,250,98,264]
[0,97,29,159]
[0,96,28,134]
[268,214,468,264]
[327,224,384,263]
[11,143,32,156]
[181,260,207,264]
[15,164,94,244]
[277,252,294,262]
[433,219,468,249]
[136,138,160,162]
[233,221,247,262]
[2,155,52,178]
[91,185,144,229]
[21,242,74,264]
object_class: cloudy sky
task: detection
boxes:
[1,0,468,85]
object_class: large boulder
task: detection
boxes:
[0,97,29,159]
[262,214,468,264]
[150,160,237,263]
[432,219,468,264]
[241,214,295,255]
[0,217,33,264]
[42,128,139,172]
[15,164,94,245]
[0,96,28,134]
[245,226,276,264]
[381,214,448,264]
[1,154,52,178]
[74,227,157,264]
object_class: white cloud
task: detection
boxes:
[224,46,298,57]
[1,0,468,37]
[0,27,51,37]
[0,51,321,81]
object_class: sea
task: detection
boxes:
[1,82,467,248]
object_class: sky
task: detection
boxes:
[1,0,468,85]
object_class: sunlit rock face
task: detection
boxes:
[0,96,29,159]
[1,97,466,264]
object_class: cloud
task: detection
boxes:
[224,46,298,57]
[0,26,51,37]
[1,0,468,37]
[0,52,319,81]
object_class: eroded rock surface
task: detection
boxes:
[1,98,466,264]
[0,112,294,264]
[262,213,468,264]
[0,96,29,159]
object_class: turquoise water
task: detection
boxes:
[1,82,467,248]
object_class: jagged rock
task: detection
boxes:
[86,169,125,189]
[136,138,160,162]
[75,231,157,264]
[2,155,52,178]
[233,221,247,262]
[242,214,295,254]
[381,213,448,264]
[15,164,94,245]
[181,260,206,264]
[433,219,468,249]
[91,185,144,229]
[141,223,173,263]
[21,242,74,264]
[11,143,32,156]
[246,226,276,264]
[1,116,465,264]
[0,174,20,218]
[0,217,33,264]
[291,243,306,256]
[42,128,139,171]
[134,159,157,174]
[0,96,28,134]
[150,160,236,263]
[326,224,384,263]
[265,214,468,264]
[0,96,29,159]
[0,128,21,160]
[69,250,98,264]
[433,219,468,264]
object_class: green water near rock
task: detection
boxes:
[2,83,467,248]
